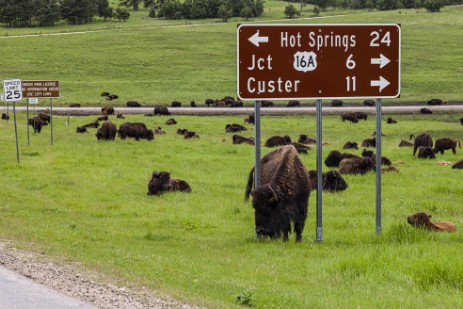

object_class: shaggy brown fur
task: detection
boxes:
[168,178,192,192]
[452,159,463,169]
[398,139,413,147]
[407,212,457,232]
[232,135,255,145]
[338,157,375,175]
[410,133,433,156]
[433,138,461,155]
[244,145,311,242]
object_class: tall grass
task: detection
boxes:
[1,111,463,308]
[1,4,462,105]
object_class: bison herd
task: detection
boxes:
[18,96,463,242]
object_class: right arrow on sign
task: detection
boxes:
[371,76,390,92]
[371,54,390,69]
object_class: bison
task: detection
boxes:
[117,113,125,119]
[76,126,88,133]
[244,145,311,242]
[126,101,141,107]
[460,117,463,126]
[225,123,247,133]
[165,118,177,125]
[96,121,117,141]
[407,212,456,232]
[154,126,166,135]
[97,115,109,121]
[290,142,311,154]
[118,122,154,141]
[387,117,397,124]
[101,106,114,115]
[354,112,368,121]
[69,103,81,107]
[106,94,119,101]
[324,150,361,168]
[452,159,463,169]
[147,171,171,196]
[168,178,192,192]
[82,120,100,128]
[339,157,375,175]
[427,98,445,105]
[37,112,50,124]
[287,100,300,107]
[232,135,255,145]
[361,138,376,148]
[363,99,375,107]
[184,130,199,139]
[154,106,171,116]
[171,101,181,108]
[341,113,358,123]
[261,100,274,107]
[28,117,43,133]
[205,99,215,107]
[361,149,392,166]
[190,101,197,107]
[308,170,348,192]
[417,146,436,159]
[1,113,9,120]
[343,141,358,150]
[264,135,292,148]
[398,139,413,147]
[410,133,433,156]
[298,134,316,145]
[100,91,110,97]
[331,100,343,107]
[433,138,461,155]
[420,108,433,114]
[244,114,255,125]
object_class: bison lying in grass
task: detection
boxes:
[308,170,348,192]
[338,157,375,175]
[147,171,192,195]
[407,212,456,232]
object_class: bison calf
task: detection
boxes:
[433,138,460,155]
[407,212,456,232]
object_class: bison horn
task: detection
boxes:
[267,184,278,201]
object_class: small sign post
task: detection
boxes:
[3,78,23,163]
[22,80,60,145]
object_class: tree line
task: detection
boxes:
[284,0,462,17]
[0,0,264,27]
[0,0,129,27]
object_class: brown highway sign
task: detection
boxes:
[237,24,401,100]
[22,80,60,98]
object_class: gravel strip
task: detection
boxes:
[0,242,204,309]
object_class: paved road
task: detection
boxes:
[0,265,96,309]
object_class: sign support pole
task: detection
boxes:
[26,101,30,145]
[12,102,20,163]
[375,98,382,234]
[254,100,261,188]
[316,99,323,242]
[49,98,53,145]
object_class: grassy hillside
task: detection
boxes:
[1,3,462,106]
[1,111,463,308]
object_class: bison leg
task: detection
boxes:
[452,148,456,155]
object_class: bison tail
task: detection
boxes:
[244,167,255,202]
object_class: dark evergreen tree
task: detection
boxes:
[61,0,98,24]
[119,0,140,11]
[33,0,60,26]
[98,0,113,20]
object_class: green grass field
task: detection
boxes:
[1,3,462,105]
[1,2,463,308]
[1,110,463,308]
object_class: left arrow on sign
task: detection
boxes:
[370,76,390,92]
[248,30,269,47]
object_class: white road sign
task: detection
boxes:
[3,79,23,102]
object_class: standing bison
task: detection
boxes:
[154,106,171,116]
[410,133,433,156]
[244,145,311,242]
[118,122,154,141]
[96,121,117,141]
[433,138,461,155]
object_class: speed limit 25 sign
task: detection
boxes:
[3,78,23,102]
[237,24,401,100]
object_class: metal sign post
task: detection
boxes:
[3,78,23,163]
[375,98,383,234]
[316,99,323,241]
